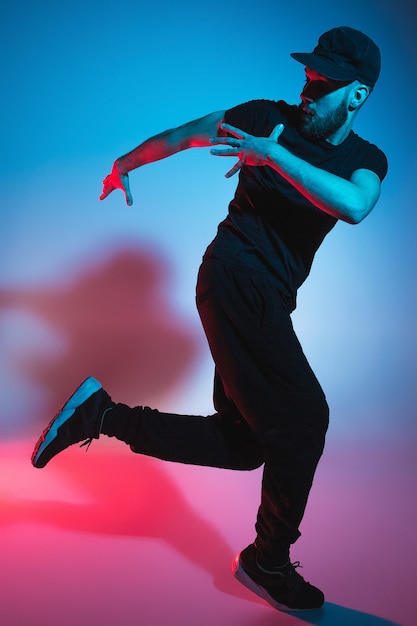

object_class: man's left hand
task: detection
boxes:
[210,123,284,178]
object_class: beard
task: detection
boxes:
[298,98,349,141]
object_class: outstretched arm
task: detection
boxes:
[100,110,225,205]
[210,123,381,224]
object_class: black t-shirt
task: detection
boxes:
[205,100,388,309]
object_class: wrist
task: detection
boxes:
[114,158,129,176]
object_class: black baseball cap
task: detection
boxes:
[291,26,381,88]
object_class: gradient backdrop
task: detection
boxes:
[1,1,416,625]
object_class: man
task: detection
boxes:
[31,26,388,612]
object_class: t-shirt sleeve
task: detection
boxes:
[223,100,281,136]
[359,143,388,182]
[224,100,259,130]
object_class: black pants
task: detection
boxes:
[111,258,329,562]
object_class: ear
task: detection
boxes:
[349,84,370,111]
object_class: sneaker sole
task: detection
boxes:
[231,552,321,613]
[31,376,102,468]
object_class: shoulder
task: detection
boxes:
[225,99,294,135]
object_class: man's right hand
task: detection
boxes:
[99,160,133,206]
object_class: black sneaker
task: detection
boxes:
[31,377,115,468]
[231,543,324,612]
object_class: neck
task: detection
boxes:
[326,115,356,145]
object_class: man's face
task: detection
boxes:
[297,68,353,141]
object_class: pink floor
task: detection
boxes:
[0,435,415,626]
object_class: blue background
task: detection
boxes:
[2,0,416,444]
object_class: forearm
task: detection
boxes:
[211,123,381,224]
[115,128,186,174]
[116,111,225,175]
[266,144,373,224]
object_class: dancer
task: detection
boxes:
[32,26,387,612]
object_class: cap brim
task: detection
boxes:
[290,52,357,82]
